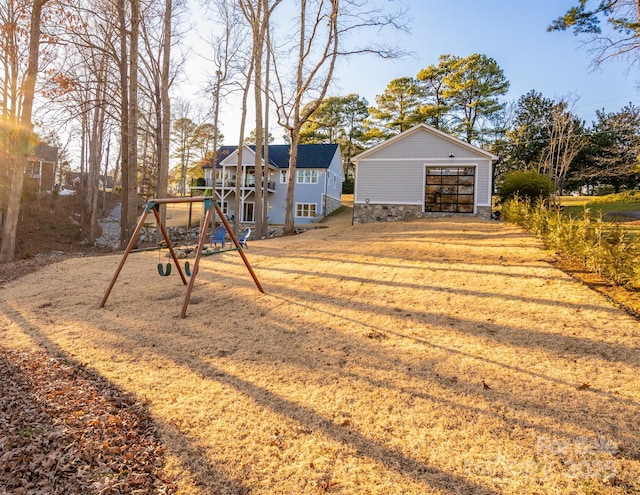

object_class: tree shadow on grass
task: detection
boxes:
[0,305,253,495]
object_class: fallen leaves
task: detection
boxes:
[0,346,175,494]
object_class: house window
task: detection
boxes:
[247,171,255,186]
[280,170,288,183]
[243,202,255,222]
[218,201,229,215]
[425,167,475,214]
[296,203,316,218]
[296,169,318,184]
[26,162,41,178]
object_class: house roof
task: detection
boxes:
[351,123,499,162]
[30,142,58,163]
[204,144,339,169]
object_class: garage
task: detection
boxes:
[351,124,497,224]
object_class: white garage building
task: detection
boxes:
[351,124,498,224]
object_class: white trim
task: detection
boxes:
[323,170,328,215]
[243,201,255,222]
[296,169,319,184]
[220,145,279,171]
[422,164,477,215]
[354,157,483,164]
[295,202,317,218]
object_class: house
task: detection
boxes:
[351,124,498,224]
[192,144,343,225]
[24,142,58,194]
[65,172,114,191]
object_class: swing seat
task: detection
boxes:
[157,262,172,276]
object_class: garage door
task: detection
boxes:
[425,167,475,213]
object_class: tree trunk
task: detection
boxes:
[118,0,130,248]
[126,0,140,244]
[0,156,26,261]
[261,20,271,238]
[234,62,254,234]
[283,0,307,235]
[102,134,111,214]
[156,0,172,226]
[251,2,264,238]
[283,127,299,234]
[88,102,104,243]
[281,0,338,235]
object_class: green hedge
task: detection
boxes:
[502,197,640,288]
[497,171,555,204]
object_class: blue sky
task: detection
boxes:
[331,0,638,122]
[184,0,639,144]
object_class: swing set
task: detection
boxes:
[99,196,264,318]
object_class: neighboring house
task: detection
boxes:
[351,124,498,224]
[65,172,114,191]
[24,142,58,194]
[192,144,343,225]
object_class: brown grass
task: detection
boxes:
[1,207,640,494]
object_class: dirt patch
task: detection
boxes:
[2,211,640,494]
[554,257,640,319]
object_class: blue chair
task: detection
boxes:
[238,227,251,249]
[209,226,226,248]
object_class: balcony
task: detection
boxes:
[191,178,276,193]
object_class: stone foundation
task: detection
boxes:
[323,195,342,217]
[353,204,493,224]
[476,206,492,220]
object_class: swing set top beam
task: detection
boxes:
[147,196,212,205]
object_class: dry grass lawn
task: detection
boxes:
[2,206,640,494]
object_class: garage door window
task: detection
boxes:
[425,167,475,213]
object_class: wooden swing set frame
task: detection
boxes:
[99,196,264,318]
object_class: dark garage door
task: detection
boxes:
[425,167,475,213]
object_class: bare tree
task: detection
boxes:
[171,100,197,195]
[138,0,185,221]
[200,0,247,220]
[271,0,407,235]
[272,0,339,235]
[0,0,51,262]
[539,100,588,194]
[238,0,282,238]
[233,58,254,233]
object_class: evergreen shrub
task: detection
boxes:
[498,171,555,203]
[502,197,639,288]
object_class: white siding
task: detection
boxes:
[475,158,492,206]
[356,160,423,204]
[366,130,484,160]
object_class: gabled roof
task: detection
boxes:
[204,143,339,169]
[201,145,241,168]
[29,142,58,163]
[351,123,498,162]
